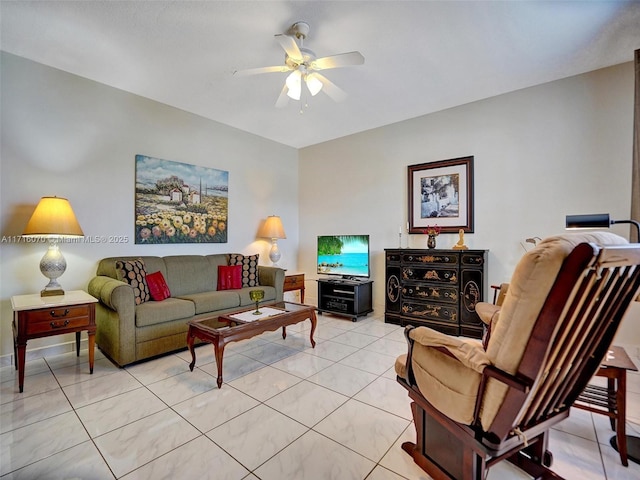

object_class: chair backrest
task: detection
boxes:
[479,232,640,438]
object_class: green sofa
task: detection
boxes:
[87,254,285,367]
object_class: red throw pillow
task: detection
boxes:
[218,265,242,290]
[146,271,171,301]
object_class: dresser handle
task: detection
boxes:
[50,309,70,318]
[50,320,70,328]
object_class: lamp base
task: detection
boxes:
[269,239,282,266]
[39,241,67,297]
[41,288,65,297]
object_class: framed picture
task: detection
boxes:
[135,154,229,244]
[408,156,474,234]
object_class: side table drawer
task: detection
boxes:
[23,305,92,335]
[284,274,304,290]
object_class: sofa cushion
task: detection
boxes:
[177,290,241,314]
[135,297,195,327]
[228,254,259,287]
[115,259,150,305]
[217,265,242,290]
[147,271,171,301]
[163,255,216,296]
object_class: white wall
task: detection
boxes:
[298,62,639,351]
[0,52,299,360]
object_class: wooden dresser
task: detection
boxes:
[384,248,487,338]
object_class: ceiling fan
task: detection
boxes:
[234,21,364,108]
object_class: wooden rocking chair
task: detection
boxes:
[395,232,640,479]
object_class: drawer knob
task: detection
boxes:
[50,309,70,318]
[50,320,70,328]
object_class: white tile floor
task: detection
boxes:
[1,313,639,479]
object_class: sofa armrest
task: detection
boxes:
[258,266,285,302]
[88,276,134,312]
[87,275,137,366]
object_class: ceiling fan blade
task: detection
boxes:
[275,84,290,108]
[311,51,365,70]
[234,65,291,76]
[275,34,302,62]
[314,73,347,102]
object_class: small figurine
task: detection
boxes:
[452,229,468,250]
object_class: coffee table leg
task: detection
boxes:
[187,328,196,372]
[309,311,317,348]
[213,338,226,388]
[282,326,287,340]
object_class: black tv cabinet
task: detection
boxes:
[317,278,373,322]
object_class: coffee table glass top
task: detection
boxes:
[188,302,313,332]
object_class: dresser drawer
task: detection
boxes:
[402,284,458,304]
[402,266,458,285]
[401,300,458,324]
[23,305,92,335]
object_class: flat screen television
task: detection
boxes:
[317,235,370,279]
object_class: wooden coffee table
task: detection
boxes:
[186,301,317,388]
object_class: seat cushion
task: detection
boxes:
[135,297,195,327]
[409,342,482,425]
[177,291,241,314]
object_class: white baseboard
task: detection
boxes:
[0,338,87,368]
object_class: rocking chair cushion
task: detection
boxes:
[395,328,489,424]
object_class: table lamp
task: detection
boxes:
[258,215,286,266]
[566,213,640,239]
[22,196,84,296]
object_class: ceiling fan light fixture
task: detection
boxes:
[305,73,323,96]
[285,70,302,100]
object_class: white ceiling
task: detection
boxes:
[2,1,640,149]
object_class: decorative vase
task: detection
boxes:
[427,234,437,249]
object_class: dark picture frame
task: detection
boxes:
[408,156,474,234]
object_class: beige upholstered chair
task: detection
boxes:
[395,232,640,479]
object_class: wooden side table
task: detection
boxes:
[283,273,305,303]
[11,290,98,393]
[574,345,638,466]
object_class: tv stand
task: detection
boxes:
[317,278,373,322]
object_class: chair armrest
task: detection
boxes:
[476,302,501,326]
[409,326,491,374]
[482,365,532,393]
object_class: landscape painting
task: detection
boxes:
[135,155,229,244]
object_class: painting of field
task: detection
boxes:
[135,155,229,244]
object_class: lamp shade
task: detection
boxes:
[23,196,84,237]
[258,215,286,239]
[286,70,302,100]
